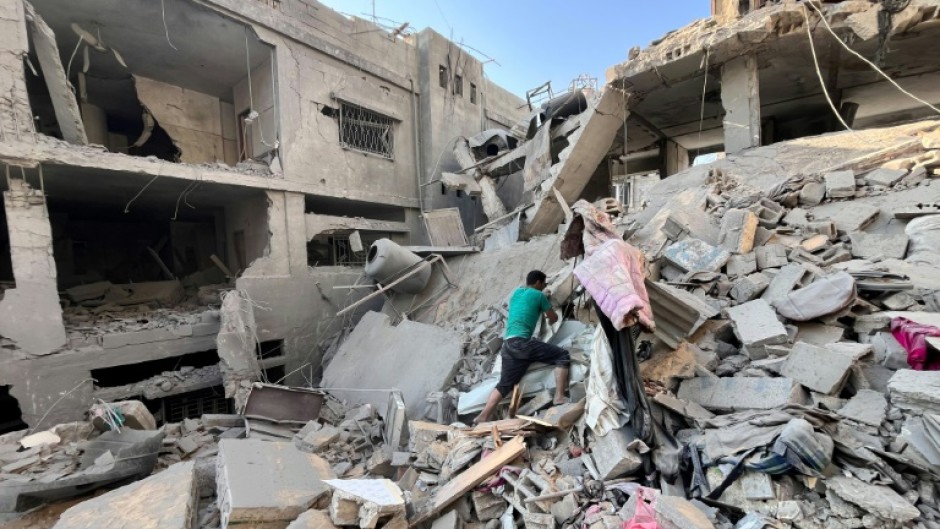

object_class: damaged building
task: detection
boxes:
[0,0,527,431]
[6,1,940,529]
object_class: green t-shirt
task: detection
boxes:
[505,287,551,339]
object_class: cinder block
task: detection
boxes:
[718,209,759,254]
[748,198,785,227]
[755,244,788,269]
[799,182,826,206]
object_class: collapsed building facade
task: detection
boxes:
[6,1,940,529]
[0,0,527,431]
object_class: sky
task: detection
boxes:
[318,0,711,98]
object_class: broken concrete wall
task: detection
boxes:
[23,2,86,145]
[483,78,527,130]
[0,177,66,356]
[526,89,627,236]
[134,76,227,164]
[232,55,276,161]
[0,0,35,139]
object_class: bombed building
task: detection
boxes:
[0,0,526,431]
[5,1,940,529]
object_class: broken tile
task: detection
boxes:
[780,342,855,395]
[663,238,731,273]
[725,299,788,360]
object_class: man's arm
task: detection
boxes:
[544,308,559,324]
[540,292,558,323]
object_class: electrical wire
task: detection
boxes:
[805,1,940,116]
[802,5,854,132]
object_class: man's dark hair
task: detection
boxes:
[526,270,547,286]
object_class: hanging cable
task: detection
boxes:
[805,1,940,117]
[802,5,854,132]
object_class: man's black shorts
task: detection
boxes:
[495,337,570,396]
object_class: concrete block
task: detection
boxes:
[780,342,855,395]
[849,232,908,259]
[287,510,340,529]
[800,234,830,253]
[295,422,341,453]
[654,495,716,529]
[864,168,907,187]
[826,476,920,522]
[755,244,788,269]
[217,440,334,529]
[663,238,731,273]
[323,312,462,418]
[677,377,797,412]
[888,370,940,415]
[748,198,785,228]
[761,263,807,305]
[825,170,856,198]
[91,400,156,431]
[795,323,844,346]
[838,389,887,427]
[718,209,758,254]
[725,299,788,359]
[821,203,881,233]
[591,426,642,479]
[726,253,757,278]
[799,182,826,206]
[472,490,507,521]
[53,461,196,529]
[730,273,769,302]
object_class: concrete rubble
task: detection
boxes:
[5,1,940,529]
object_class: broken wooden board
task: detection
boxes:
[409,436,526,526]
[463,418,535,438]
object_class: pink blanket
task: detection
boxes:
[891,317,940,371]
[574,238,655,332]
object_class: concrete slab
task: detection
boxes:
[815,202,881,233]
[726,253,757,278]
[888,369,940,415]
[53,461,196,529]
[780,342,855,395]
[864,168,907,187]
[761,263,807,305]
[725,299,788,359]
[217,440,334,529]
[591,426,643,479]
[838,389,887,426]
[795,323,844,346]
[676,377,797,412]
[826,476,920,522]
[323,311,462,418]
[849,232,908,259]
[663,238,731,273]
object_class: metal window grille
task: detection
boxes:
[338,101,395,159]
[162,386,232,423]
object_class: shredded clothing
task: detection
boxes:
[494,337,570,397]
[504,287,551,339]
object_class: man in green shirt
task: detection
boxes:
[473,270,570,424]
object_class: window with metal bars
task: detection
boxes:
[338,101,395,159]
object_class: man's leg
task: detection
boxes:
[474,389,504,425]
[553,366,570,405]
[474,345,529,424]
[523,338,571,405]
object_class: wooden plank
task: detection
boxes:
[463,418,531,437]
[409,436,526,526]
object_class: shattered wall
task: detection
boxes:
[0,0,34,139]
[134,76,227,164]
[232,56,276,162]
[0,177,66,356]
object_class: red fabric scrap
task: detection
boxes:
[891,317,940,371]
